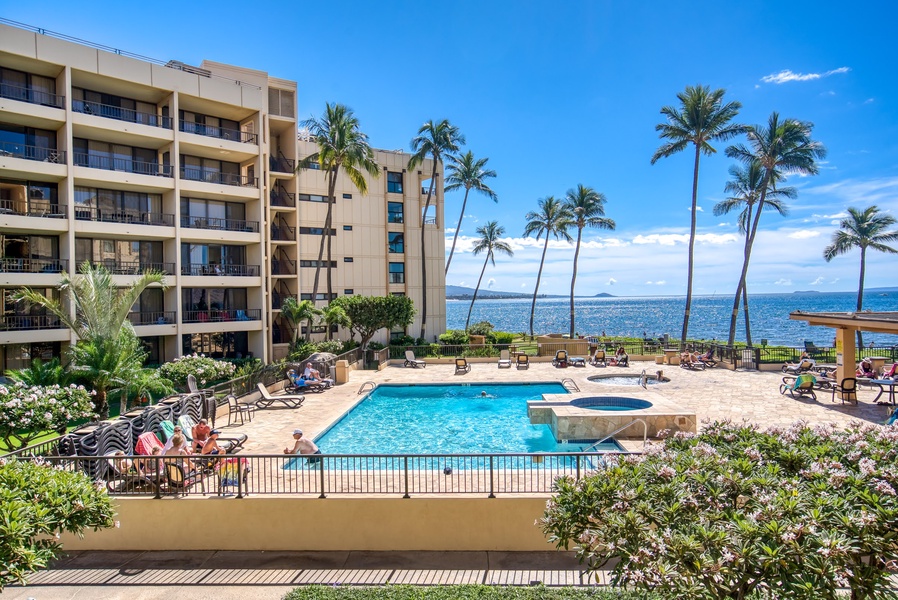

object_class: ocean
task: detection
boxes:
[446,292,898,347]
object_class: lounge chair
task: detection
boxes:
[187,374,214,400]
[552,350,569,367]
[255,382,305,409]
[454,357,471,374]
[135,432,164,456]
[782,359,815,374]
[178,414,247,453]
[830,377,858,405]
[497,349,512,368]
[159,420,176,442]
[215,457,250,496]
[163,461,206,495]
[404,350,426,368]
[590,349,606,367]
[697,349,717,368]
[287,377,328,394]
[779,374,817,400]
[680,355,705,371]
[881,362,898,379]
[516,354,530,369]
[105,452,160,493]
[804,340,822,357]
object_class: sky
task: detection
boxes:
[4,1,897,298]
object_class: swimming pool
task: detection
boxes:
[588,375,666,386]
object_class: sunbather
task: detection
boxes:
[857,359,876,378]
[191,418,211,453]
[164,434,196,471]
[163,425,191,453]
[303,363,333,386]
[201,430,223,456]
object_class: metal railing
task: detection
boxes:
[0,199,65,218]
[127,310,176,326]
[270,223,296,241]
[1,314,64,330]
[182,308,260,323]
[87,261,174,275]
[180,216,259,233]
[74,153,172,176]
[0,257,67,273]
[180,263,260,277]
[270,188,295,207]
[269,156,295,173]
[270,258,297,275]
[73,99,171,128]
[74,207,174,226]
[179,120,257,144]
[179,167,257,188]
[0,82,65,108]
[0,141,64,163]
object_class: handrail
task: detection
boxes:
[560,378,580,392]
[357,381,377,395]
[585,418,648,453]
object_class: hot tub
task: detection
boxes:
[571,396,653,411]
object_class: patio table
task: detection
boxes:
[871,379,898,406]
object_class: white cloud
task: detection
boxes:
[803,176,898,205]
[787,230,821,240]
[830,278,840,284]
[689,206,704,212]
[821,90,836,96]
[761,66,850,84]
[774,278,793,286]
[811,276,825,285]
[864,98,875,104]
[520,283,527,288]
[607,278,617,285]
[632,232,738,246]
[487,278,495,288]
[813,211,848,220]
[645,280,666,285]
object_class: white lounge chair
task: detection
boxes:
[497,350,512,368]
[255,383,304,409]
[404,350,426,368]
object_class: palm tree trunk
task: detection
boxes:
[727,205,755,346]
[419,167,437,340]
[95,388,109,421]
[742,282,752,347]
[465,254,490,331]
[529,238,550,338]
[857,247,866,348]
[311,169,337,299]
[681,145,701,349]
[569,228,583,338]
[325,170,339,303]
[445,187,471,275]
[729,185,769,348]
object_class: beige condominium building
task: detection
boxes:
[0,21,445,372]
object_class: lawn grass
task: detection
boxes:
[283,586,662,600]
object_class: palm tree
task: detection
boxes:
[299,103,380,302]
[408,119,465,340]
[713,161,794,345]
[823,206,898,347]
[321,303,351,342]
[726,113,826,346]
[280,297,322,346]
[444,150,498,275]
[563,184,615,338]
[14,262,166,418]
[522,197,573,338]
[464,221,514,331]
[651,85,744,347]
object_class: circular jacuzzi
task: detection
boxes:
[588,374,666,386]
[571,397,653,411]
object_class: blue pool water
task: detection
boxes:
[313,382,613,454]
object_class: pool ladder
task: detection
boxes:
[357,381,377,395]
[560,378,580,393]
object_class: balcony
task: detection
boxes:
[182,308,260,324]
[270,223,296,242]
[87,261,175,275]
[0,258,67,273]
[180,216,259,233]
[0,314,64,331]
[73,100,171,129]
[270,258,296,275]
[0,199,65,218]
[180,167,258,188]
[178,121,257,144]
[270,190,295,207]
[75,207,175,226]
[271,292,290,310]
[127,310,175,326]
[73,153,172,177]
[1,83,65,108]
[181,263,260,277]
[269,156,295,173]
[0,142,64,163]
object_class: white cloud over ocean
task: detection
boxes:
[761,67,850,84]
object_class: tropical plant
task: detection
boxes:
[408,119,465,340]
[651,85,744,348]
[713,161,794,345]
[444,150,498,274]
[824,206,898,347]
[299,103,380,302]
[119,367,175,412]
[438,329,469,345]
[158,353,236,388]
[0,382,94,450]
[563,185,615,338]
[280,297,323,345]
[726,113,826,346]
[330,295,416,350]
[464,221,514,332]
[523,197,572,337]
[66,332,152,418]
[0,458,116,590]
[5,357,72,387]
[321,303,351,342]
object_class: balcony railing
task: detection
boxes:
[269,156,295,173]
[127,311,176,326]
[74,207,174,226]
[72,99,172,129]
[0,142,64,163]
[180,216,259,233]
[179,167,258,188]
[88,261,174,275]
[181,263,260,277]
[270,223,296,241]
[73,153,172,177]
[0,199,65,218]
[270,258,296,275]
[0,82,65,108]
[1,314,63,331]
[182,308,260,323]
[271,292,289,310]
[178,120,257,144]
[0,257,67,273]
[270,190,295,207]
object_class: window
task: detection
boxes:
[179,155,242,186]
[73,87,160,126]
[387,171,403,194]
[179,110,241,141]
[343,257,353,263]
[391,292,405,297]
[268,88,295,118]
[0,180,59,215]
[1,67,60,108]
[388,202,404,224]
[0,124,58,161]
[299,260,337,268]
[299,227,336,235]
[389,262,405,284]
[182,332,248,359]
[298,193,329,203]
[342,193,352,199]
[343,225,353,231]
[388,232,404,253]
[74,186,163,222]
[344,289,354,295]
[73,138,159,174]
[300,293,337,301]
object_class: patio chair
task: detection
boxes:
[516,354,530,369]
[590,348,606,367]
[782,358,816,374]
[454,357,471,374]
[404,350,426,368]
[804,340,823,357]
[830,377,858,405]
[698,349,717,368]
[497,349,512,368]
[163,461,206,495]
[227,394,256,426]
[881,362,898,379]
[779,374,818,401]
[187,374,214,401]
[552,350,569,367]
[105,452,161,493]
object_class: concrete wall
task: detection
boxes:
[62,496,558,552]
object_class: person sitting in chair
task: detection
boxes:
[610,346,628,367]
[303,363,334,386]
[857,359,876,378]
[192,418,211,453]
[283,428,321,464]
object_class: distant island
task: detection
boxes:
[445,285,615,300]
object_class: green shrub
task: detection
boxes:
[0,382,94,450]
[388,335,416,347]
[288,341,318,363]
[491,331,515,344]
[157,354,236,388]
[367,341,385,351]
[439,329,469,345]
[467,321,494,336]
[313,340,345,355]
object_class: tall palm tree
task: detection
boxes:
[408,119,465,340]
[280,297,322,346]
[321,303,351,342]
[823,206,898,348]
[726,113,826,346]
[522,197,573,338]
[563,184,615,338]
[14,262,167,418]
[464,221,513,331]
[651,85,744,347]
[299,103,380,302]
[444,150,498,275]
[713,161,794,345]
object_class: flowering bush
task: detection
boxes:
[0,382,94,451]
[541,420,898,600]
[158,353,236,388]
